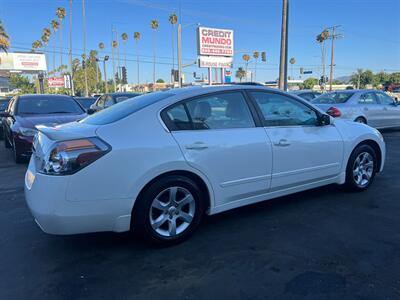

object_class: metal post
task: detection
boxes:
[177,23,182,87]
[111,27,117,92]
[278,0,289,91]
[82,0,89,96]
[208,67,212,85]
[103,59,108,93]
[329,26,336,91]
[69,0,75,95]
[95,59,99,93]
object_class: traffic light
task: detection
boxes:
[193,72,197,78]
[122,66,127,84]
[82,59,86,69]
[261,51,266,62]
[300,67,304,74]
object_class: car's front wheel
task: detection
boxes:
[345,144,377,191]
[132,175,205,245]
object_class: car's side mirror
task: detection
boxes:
[86,108,96,115]
[318,114,331,126]
[0,111,10,118]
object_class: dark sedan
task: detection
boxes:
[89,92,141,112]
[1,94,86,163]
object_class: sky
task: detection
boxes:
[1,0,400,84]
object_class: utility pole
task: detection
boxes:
[103,56,109,93]
[111,26,117,92]
[69,0,75,96]
[327,25,342,91]
[278,0,289,91]
[177,23,182,87]
[82,0,88,96]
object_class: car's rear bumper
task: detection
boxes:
[24,158,132,235]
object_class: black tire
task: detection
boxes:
[12,139,24,164]
[132,175,205,246]
[4,130,11,148]
[355,117,367,124]
[345,144,377,192]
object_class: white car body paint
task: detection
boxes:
[24,86,386,235]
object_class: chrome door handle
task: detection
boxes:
[185,142,208,150]
[274,139,290,147]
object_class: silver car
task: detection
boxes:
[311,90,400,129]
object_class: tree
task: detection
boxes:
[72,50,102,95]
[242,54,250,81]
[253,51,259,82]
[121,32,128,69]
[32,40,43,52]
[289,57,296,79]
[50,20,60,72]
[236,67,246,82]
[316,29,330,90]
[134,32,141,85]
[150,20,159,85]
[156,78,165,83]
[300,77,318,90]
[169,13,178,81]
[350,69,374,89]
[0,20,10,52]
[9,74,35,94]
[56,7,66,67]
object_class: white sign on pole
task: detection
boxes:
[48,77,65,88]
[197,27,234,57]
[64,74,72,89]
[0,52,47,72]
[198,56,233,69]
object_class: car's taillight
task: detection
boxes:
[326,106,342,118]
[38,137,111,175]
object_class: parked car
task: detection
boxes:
[25,86,385,245]
[89,92,141,112]
[290,90,322,101]
[0,96,12,140]
[1,94,86,162]
[74,96,97,110]
[311,90,400,129]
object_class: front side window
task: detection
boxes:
[186,92,255,130]
[376,92,395,105]
[359,93,377,104]
[104,96,114,108]
[250,92,318,126]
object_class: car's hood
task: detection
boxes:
[16,113,87,128]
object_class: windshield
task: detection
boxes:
[311,92,355,104]
[81,92,174,125]
[17,96,84,114]
[0,99,10,111]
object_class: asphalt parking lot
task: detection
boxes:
[0,131,399,300]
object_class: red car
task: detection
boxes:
[1,94,86,163]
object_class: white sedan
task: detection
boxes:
[25,86,385,245]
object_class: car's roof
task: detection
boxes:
[18,94,74,99]
[290,90,319,94]
[164,85,281,97]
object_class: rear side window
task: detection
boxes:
[81,92,174,125]
[312,92,354,104]
[164,92,255,131]
[359,93,377,104]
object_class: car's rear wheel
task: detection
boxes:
[12,139,24,163]
[4,130,11,148]
[355,117,367,124]
[345,144,376,191]
[132,175,205,245]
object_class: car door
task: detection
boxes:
[248,91,344,191]
[375,92,400,127]
[4,97,17,143]
[163,91,273,207]
[357,92,382,127]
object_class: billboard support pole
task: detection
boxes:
[38,72,45,94]
[208,68,212,85]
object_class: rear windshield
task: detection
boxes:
[311,92,355,104]
[17,96,84,114]
[80,92,174,125]
[115,93,140,103]
[0,99,10,111]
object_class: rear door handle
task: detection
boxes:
[185,142,208,150]
[274,139,290,147]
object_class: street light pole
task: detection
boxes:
[177,23,182,87]
[69,0,75,96]
[82,0,88,96]
[278,0,289,91]
[103,56,109,93]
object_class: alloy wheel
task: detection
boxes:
[352,152,374,187]
[149,186,196,237]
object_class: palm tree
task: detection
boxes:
[169,13,178,82]
[42,28,51,68]
[242,54,250,81]
[51,20,60,72]
[56,7,66,67]
[236,67,246,82]
[111,40,118,90]
[253,51,259,82]
[289,57,296,79]
[316,29,330,89]
[32,40,43,52]
[0,20,10,53]
[150,20,159,85]
[121,32,128,69]
[133,32,141,85]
